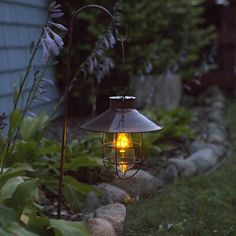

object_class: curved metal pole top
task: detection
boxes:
[71,4,127,42]
[67,4,128,87]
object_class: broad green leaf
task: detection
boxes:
[27,215,51,235]
[38,139,61,156]
[20,113,48,141]
[0,164,34,188]
[43,176,59,194]
[64,176,95,208]
[14,140,38,162]
[63,156,102,170]
[50,219,91,236]
[0,204,39,236]
[0,176,24,202]
[5,178,39,216]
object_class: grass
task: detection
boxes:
[123,99,236,236]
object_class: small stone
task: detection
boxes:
[158,165,178,185]
[113,169,163,197]
[97,183,132,204]
[88,218,116,236]
[187,148,219,172]
[168,158,197,177]
[95,203,126,234]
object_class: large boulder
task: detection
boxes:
[97,183,132,204]
[95,203,126,234]
[168,158,197,177]
[113,169,162,197]
[88,218,116,236]
[187,148,219,172]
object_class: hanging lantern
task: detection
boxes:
[81,96,162,179]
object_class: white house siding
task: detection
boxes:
[0,0,59,116]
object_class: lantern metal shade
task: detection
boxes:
[81,96,162,133]
[81,96,162,179]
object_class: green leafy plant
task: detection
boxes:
[0,204,91,236]
[12,114,101,207]
[143,106,196,155]
[0,113,97,234]
[122,0,216,78]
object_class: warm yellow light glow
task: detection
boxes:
[113,133,133,174]
[115,133,133,151]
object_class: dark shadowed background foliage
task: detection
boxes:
[56,0,216,116]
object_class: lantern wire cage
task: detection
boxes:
[102,132,144,179]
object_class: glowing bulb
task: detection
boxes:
[113,133,134,174]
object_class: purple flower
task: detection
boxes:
[48,21,67,32]
[39,97,51,102]
[42,78,55,86]
[47,27,64,47]
[42,28,60,63]
[49,2,64,19]
[41,1,67,62]
[49,1,57,9]
[193,79,202,86]
[50,12,64,18]
[27,111,37,118]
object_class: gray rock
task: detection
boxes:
[206,122,226,144]
[208,111,224,125]
[95,203,126,234]
[189,140,208,154]
[168,158,197,177]
[189,141,226,157]
[88,218,116,236]
[211,101,224,110]
[208,144,226,157]
[208,133,225,144]
[97,183,131,204]
[82,191,101,214]
[113,169,163,197]
[205,86,224,99]
[187,148,219,172]
[207,122,227,135]
[158,165,178,185]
